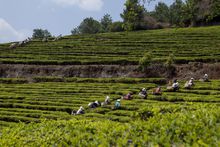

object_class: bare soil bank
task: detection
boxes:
[0,63,219,80]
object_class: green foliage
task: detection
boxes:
[100,14,113,32]
[151,2,170,23]
[109,21,124,32]
[181,0,220,26]
[71,17,102,35]
[169,0,185,26]
[165,53,176,77]
[71,27,80,35]
[0,78,220,145]
[32,29,52,39]
[208,0,220,21]
[182,0,199,26]
[68,0,219,34]
[0,77,220,125]
[165,53,175,67]
[139,52,153,71]
[0,78,28,84]
[149,0,220,27]
[121,0,145,31]
[0,104,219,146]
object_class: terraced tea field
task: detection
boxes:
[0,26,220,146]
[0,78,157,126]
[0,26,220,65]
[0,78,219,145]
[0,78,219,126]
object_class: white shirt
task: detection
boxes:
[172,82,179,88]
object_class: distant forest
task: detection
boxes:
[71,0,220,34]
[32,0,220,38]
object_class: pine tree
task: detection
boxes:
[120,0,145,31]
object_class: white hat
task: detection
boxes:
[106,96,110,99]
[117,99,121,102]
[142,88,146,91]
[191,78,194,80]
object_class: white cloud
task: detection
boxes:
[0,18,30,43]
[51,0,103,11]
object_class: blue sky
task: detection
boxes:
[0,0,173,43]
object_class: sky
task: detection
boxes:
[0,0,173,43]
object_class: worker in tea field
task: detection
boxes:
[101,96,111,106]
[71,106,85,115]
[203,74,209,82]
[166,81,173,91]
[88,100,101,108]
[152,86,162,95]
[184,78,195,89]
[166,79,179,92]
[138,88,147,99]
[114,99,121,109]
[172,79,180,91]
[189,78,195,86]
[123,92,133,100]
[9,42,18,49]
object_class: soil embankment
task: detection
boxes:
[0,63,220,80]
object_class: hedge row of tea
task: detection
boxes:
[1,26,220,65]
[0,102,219,146]
[0,78,219,124]
[0,78,219,145]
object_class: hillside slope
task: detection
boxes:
[0,26,220,146]
[0,26,220,65]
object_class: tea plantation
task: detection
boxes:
[0,26,220,146]
[0,77,220,146]
[0,26,220,65]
